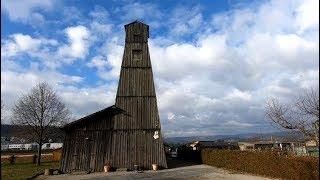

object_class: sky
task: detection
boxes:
[1,0,319,137]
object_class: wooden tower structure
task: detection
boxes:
[60,21,167,172]
[110,21,167,169]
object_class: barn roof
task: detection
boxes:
[62,105,126,130]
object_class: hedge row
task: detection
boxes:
[201,149,319,180]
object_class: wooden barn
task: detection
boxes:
[60,21,167,172]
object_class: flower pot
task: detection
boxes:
[134,165,140,172]
[152,164,158,171]
[44,168,53,176]
[104,165,111,173]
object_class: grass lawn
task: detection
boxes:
[1,161,60,180]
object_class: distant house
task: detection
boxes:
[238,140,319,157]
[238,142,254,151]
[42,143,63,150]
[3,142,62,151]
[24,143,38,150]
[1,144,9,150]
[305,140,319,157]
[305,140,317,147]
[294,146,307,156]
[163,143,178,157]
[238,141,295,151]
[163,143,172,155]
[188,141,239,151]
[8,144,25,150]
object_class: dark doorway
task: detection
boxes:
[85,137,93,172]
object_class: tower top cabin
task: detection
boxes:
[125,21,149,43]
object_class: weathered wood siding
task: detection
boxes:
[60,114,114,172]
[111,21,167,169]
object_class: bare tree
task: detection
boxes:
[266,88,319,145]
[11,82,71,165]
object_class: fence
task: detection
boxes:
[1,150,62,164]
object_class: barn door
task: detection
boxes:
[84,137,93,171]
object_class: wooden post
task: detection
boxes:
[32,154,37,164]
[9,155,15,164]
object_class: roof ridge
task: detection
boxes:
[124,20,148,27]
[62,105,126,130]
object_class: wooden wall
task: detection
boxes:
[125,22,149,43]
[60,115,113,172]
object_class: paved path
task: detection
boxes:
[37,165,274,180]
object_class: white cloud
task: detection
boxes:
[96,0,318,135]
[90,22,113,35]
[0,65,84,122]
[2,26,93,67]
[168,5,204,36]
[89,5,109,20]
[1,34,58,57]
[1,0,319,137]
[1,0,53,25]
[1,55,117,122]
[225,89,252,101]
[57,84,116,118]
[87,56,108,69]
[115,2,162,26]
[295,0,319,32]
[58,26,91,60]
[224,120,254,128]
[147,0,318,136]
[97,41,123,80]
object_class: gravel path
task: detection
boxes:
[37,164,274,180]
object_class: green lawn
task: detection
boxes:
[1,161,60,180]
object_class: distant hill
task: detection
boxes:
[164,131,305,145]
[2,124,305,145]
[1,124,14,137]
[1,124,65,143]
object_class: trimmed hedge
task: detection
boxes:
[201,149,319,180]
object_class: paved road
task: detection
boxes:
[37,165,274,180]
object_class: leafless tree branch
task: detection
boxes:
[265,88,319,146]
[11,82,71,165]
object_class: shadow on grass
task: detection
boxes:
[1,161,60,180]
